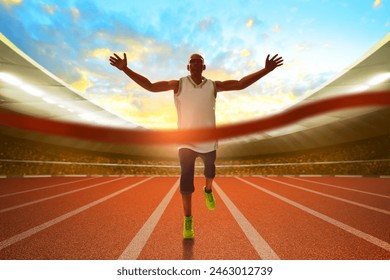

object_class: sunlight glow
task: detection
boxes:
[1,0,388,128]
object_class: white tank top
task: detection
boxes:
[174,76,218,153]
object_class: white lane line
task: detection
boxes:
[0,177,125,213]
[118,178,179,260]
[0,177,97,198]
[0,177,154,251]
[236,177,390,252]
[261,176,390,216]
[287,176,390,199]
[213,181,280,260]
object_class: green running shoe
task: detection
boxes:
[203,186,216,210]
[183,216,194,239]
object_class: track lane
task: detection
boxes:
[0,177,116,211]
[1,176,389,260]
[0,177,142,241]
[299,177,390,196]
[244,176,390,244]
[264,176,390,213]
[0,176,168,259]
[137,177,260,260]
[214,181,279,259]
[0,177,94,195]
[0,177,97,199]
[118,178,179,260]
[286,176,390,200]
[220,177,390,259]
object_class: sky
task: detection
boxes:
[0,0,389,129]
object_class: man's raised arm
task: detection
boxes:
[109,53,178,93]
[215,54,283,92]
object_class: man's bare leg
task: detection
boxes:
[204,177,213,193]
[182,194,192,216]
[182,194,194,239]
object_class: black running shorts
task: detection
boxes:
[178,148,216,195]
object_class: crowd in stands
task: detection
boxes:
[0,132,389,176]
[0,134,181,176]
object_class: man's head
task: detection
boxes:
[187,53,205,74]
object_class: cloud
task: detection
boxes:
[272,24,281,33]
[373,0,381,8]
[246,18,254,28]
[91,93,177,129]
[42,4,58,15]
[2,0,387,130]
[204,67,241,82]
[198,17,214,31]
[216,91,300,125]
[96,89,302,130]
[94,31,174,66]
[88,48,112,59]
[0,0,22,6]
[240,48,251,57]
[295,43,309,52]
[70,7,80,20]
[71,69,93,93]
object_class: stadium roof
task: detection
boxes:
[218,32,390,157]
[0,33,140,129]
[0,32,389,159]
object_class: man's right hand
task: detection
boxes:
[109,53,127,71]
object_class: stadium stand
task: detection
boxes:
[1,131,389,176]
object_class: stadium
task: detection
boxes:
[1,32,390,176]
[1,29,390,262]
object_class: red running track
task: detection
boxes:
[0,175,389,260]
